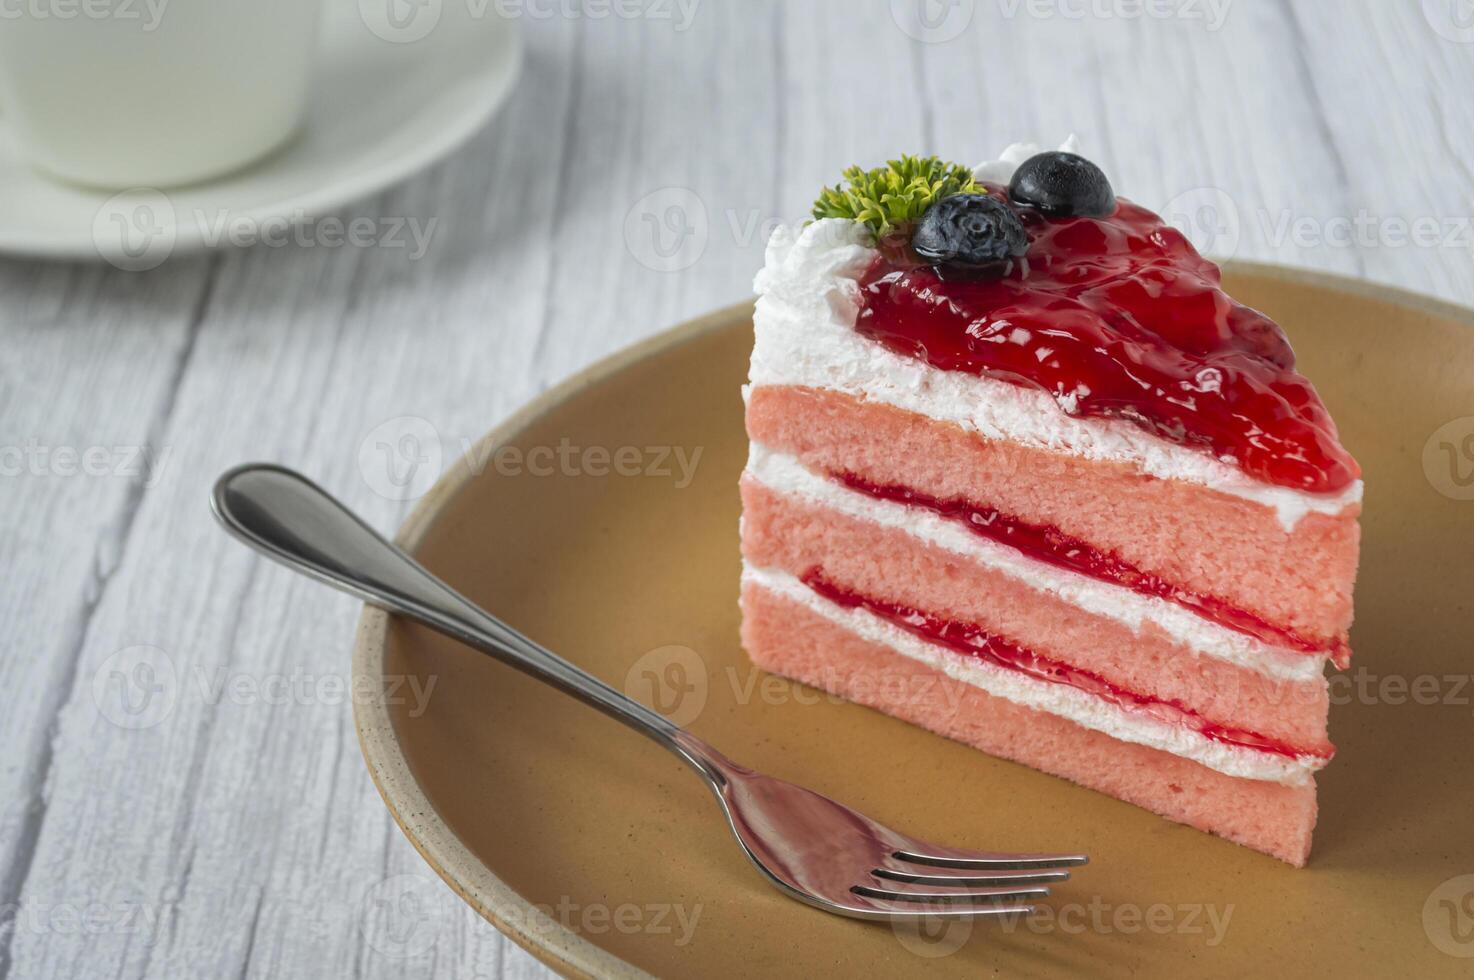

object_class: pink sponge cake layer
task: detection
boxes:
[747,384,1358,659]
[741,580,1319,866]
[741,474,1332,753]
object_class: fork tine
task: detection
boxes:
[873,863,1071,886]
[893,847,1089,870]
[855,880,1050,903]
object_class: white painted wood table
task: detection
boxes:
[2,2,1471,977]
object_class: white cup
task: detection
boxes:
[0,0,322,189]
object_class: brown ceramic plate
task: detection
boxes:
[353,264,1474,978]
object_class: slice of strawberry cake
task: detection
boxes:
[738,142,1361,866]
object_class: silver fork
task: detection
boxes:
[211,463,1087,921]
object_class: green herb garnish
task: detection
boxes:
[811,155,982,243]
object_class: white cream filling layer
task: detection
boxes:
[746,444,1324,683]
[744,564,1320,786]
[749,218,1363,532]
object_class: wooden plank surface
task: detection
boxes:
[1,2,1470,977]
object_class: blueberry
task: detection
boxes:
[911,193,1029,269]
[1008,151,1115,218]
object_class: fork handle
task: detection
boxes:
[210,463,730,786]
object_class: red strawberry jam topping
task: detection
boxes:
[855,184,1359,493]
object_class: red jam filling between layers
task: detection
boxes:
[832,470,1351,669]
[855,184,1360,494]
[801,567,1332,763]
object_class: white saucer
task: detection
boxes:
[0,2,521,262]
